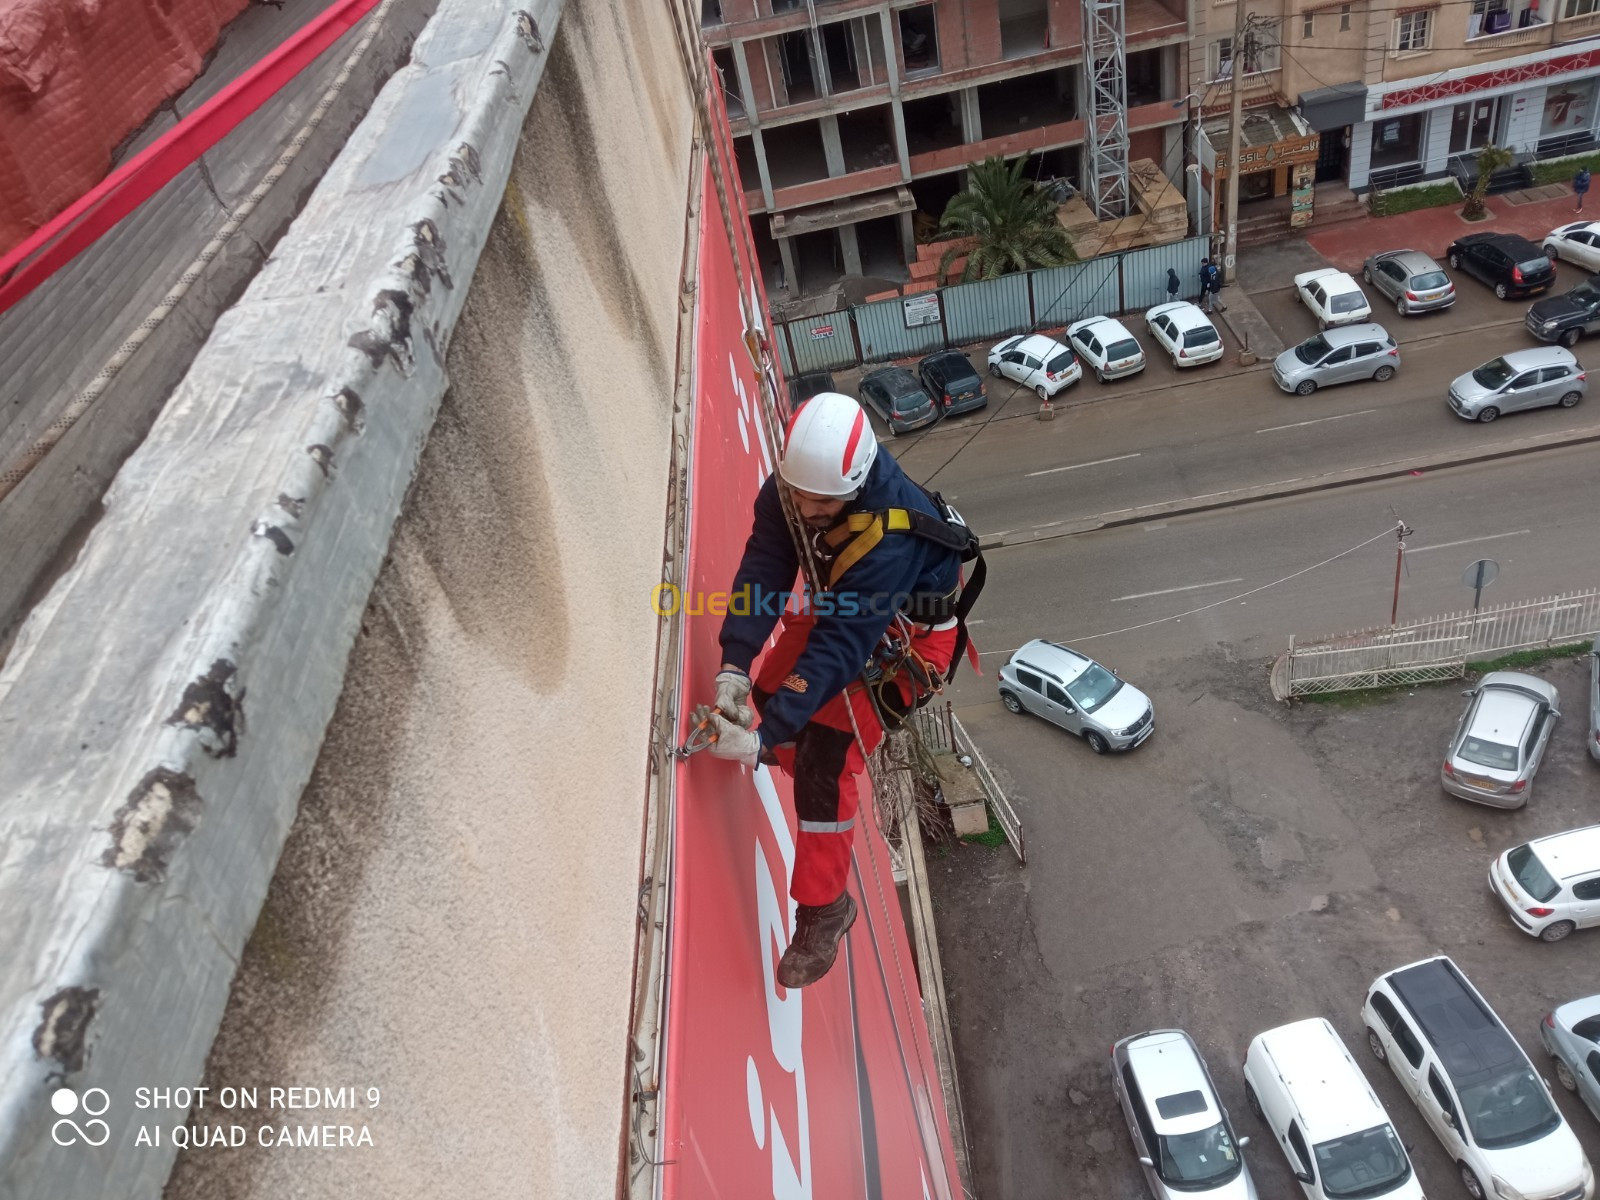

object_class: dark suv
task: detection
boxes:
[1446,231,1556,299]
[917,350,987,416]
[1526,274,1600,346]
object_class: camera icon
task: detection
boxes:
[51,1087,111,1147]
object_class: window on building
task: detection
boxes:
[713,47,744,118]
[1209,25,1280,81]
[899,4,940,75]
[1371,112,1425,167]
[1340,3,1351,28]
[1392,8,1433,50]
[1303,12,1315,36]
[701,0,723,26]
[1564,0,1600,18]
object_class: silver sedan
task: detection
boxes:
[1442,671,1560,807]
[1539,994,1600,1125]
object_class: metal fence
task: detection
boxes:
[1271,588,1600,699]
[776,234,1211,373]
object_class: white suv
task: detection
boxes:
[1488,825,1600,943]
[1362,957,1594,1200]
[1241,1018,1422,1200]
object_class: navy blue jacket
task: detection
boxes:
[719,452,961,750]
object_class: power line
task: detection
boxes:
[978,521,1404,653]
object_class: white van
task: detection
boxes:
[1242,1018,1422,1200]
[1363,957,1594,1200]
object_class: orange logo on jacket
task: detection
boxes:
[781,674,809,694]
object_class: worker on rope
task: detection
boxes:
[701,392,982,988]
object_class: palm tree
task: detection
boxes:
[1462,143,1515,220]
[936,156,1076,283]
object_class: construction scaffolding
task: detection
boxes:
[1079,0,1131,219]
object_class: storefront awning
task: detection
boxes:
[1298,83,1368,131]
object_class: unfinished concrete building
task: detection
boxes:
[702,0,1192,297]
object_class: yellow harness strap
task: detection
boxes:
[821,509,915,587]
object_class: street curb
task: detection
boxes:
[978,422,1600,550]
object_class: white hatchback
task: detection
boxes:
[1068,315,1147,383]
[1543,220,1600,272]
[986,333,1082,398]
[1489,824,1600,942]
[1294,268,1372,330]
[1145,301,1224,368]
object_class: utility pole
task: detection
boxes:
[1390,519,1414,626]
[1223,3,1249,285]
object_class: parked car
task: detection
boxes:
[788,370,836,409]
[1293,268,1372,329]
[997,639,1153,754]
[1067,315,1147,383]
[1272,324,1400,395]
[986,333,1082,398]
[1441,670,1560,807]
[1362,957,1594,1200]
[1591,635,1600,763]
[1447,346,1586,422]
[1540,995,1600,1125]
[1144,301,1224,368]
[1363,249,1456,316]
[1525,275,1600,347]
[1542,219,1600,272]
[1488,824,1600,942]
[1112,1029,1257,1200]
[1241,1018,1422,1200]
[917,349,987,416]
[858,366,937,434]
[1447,231,1557,299]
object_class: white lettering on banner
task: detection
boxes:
[750,765,811,1199]
[730,352,774,493]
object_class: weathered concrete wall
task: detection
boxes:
[162,3,697,1198]
[0,0,437,656]
[0,2,567,1197]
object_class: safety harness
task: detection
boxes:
[816,488,986,723]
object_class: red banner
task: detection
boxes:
[656,70,960,1200]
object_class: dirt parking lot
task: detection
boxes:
[934,651,1600,1200]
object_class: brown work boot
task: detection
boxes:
[777,892,857,988]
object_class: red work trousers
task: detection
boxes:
[752,614,958,907]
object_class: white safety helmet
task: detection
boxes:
[778,392,877,498]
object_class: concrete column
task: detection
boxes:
[880,8,901,95]
[898,211,917,263]
[839,224,864,275]
[820,113,848,177]
[891,100,911,177]
[959,86,982,143]
[749,127,777,209]
[777,234,797,292]
[1422,106,1452,175]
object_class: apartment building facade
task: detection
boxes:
[701,0,1193,296]
[1194,0,1600,211]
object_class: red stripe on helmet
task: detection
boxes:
[840,407,866,475]
[784,399,809,445]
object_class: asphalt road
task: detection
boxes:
[920,265,1600,1200]
[888,259,1600,545]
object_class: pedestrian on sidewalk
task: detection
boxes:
[1574,166,1591,213]
[1199,258,1217,312]
[1165,266,1181,302]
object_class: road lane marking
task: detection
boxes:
[1112,578,1244,602]
[1025,452,1141,477]
[1406,529,1530,555]
[1256,409,1377,434]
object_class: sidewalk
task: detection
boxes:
[1306,186,1588,273]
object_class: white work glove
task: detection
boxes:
[705,712,762,768]
[713,669,755,729]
